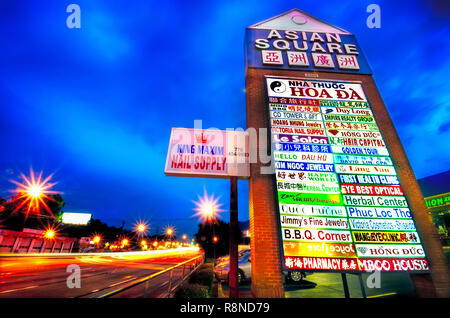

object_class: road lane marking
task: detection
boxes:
[108,277,137,287]
[0,262,20,268]
[367,292,397,298]
[0,285,39,294]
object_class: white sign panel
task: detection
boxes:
[61,212,92,225]
[165,128,250,179]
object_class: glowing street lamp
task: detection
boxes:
[192,189,224,224]
[121,238,129,248]
[43,224,59,240]
[44,229,56,239]
[193,189,225,258]
[9,168,61,218]
[92,234,102,245]
[165,227,174,237]
[134,220,149,236]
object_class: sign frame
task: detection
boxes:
[266,75,431,274]
[164,127,250,180]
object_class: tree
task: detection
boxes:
[0,194,65,231]
[194,219,243,259]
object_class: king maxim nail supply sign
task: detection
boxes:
[164,128,250,179]
[267,76,430,272]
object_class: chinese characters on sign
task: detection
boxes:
[267,77,429,272]
[246,28,371,74]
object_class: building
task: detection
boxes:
[418,170,450,246]
[0,228,77,254]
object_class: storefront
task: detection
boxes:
[418,171,450,246]
[424,193,450,246]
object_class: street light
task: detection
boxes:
[43,224,59,240]
[192,189,225,258]
[92,235,102,245]
[9,168,60,218]
[134,220,149,236]
[192,189,224,223]
[164,226,175,248]
[44,229,55,239]
[121,238,129,248]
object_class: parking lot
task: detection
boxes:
[219,248,450,298]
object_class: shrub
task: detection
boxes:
[174,261,215,298]
[174,283,209,298]
[188,263,214,288]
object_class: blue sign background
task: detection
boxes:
[245,28,372,75]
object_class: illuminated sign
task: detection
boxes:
[246,13,372,74]
[164,128,250,179]
[277,181,341,194]
[331,145,390,156]
[272,119,325,129]
[333,155,392,166]
[284,242,356,258]
[61,212,92,225]
[276,170,338,183]
[274,151,334,163]
[425,194,450,208]
[268,77,429,272]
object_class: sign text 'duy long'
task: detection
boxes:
[267,77,430,273]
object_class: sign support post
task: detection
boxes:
[358,274,366,298]
[341,273,350,298]
[229,176,239,298]
[164,128,249,297]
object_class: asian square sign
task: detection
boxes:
[245,10,371,74]
[267,77,429,273]
[245,8,450,299]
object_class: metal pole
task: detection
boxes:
[358,274,366,298]
[212,209,216,260]
[229,176,239,298]
[341,273,350,298]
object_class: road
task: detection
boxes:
[0,247,202,298]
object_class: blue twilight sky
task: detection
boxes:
[0,1,449,236]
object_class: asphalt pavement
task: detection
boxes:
[0,248,201,298]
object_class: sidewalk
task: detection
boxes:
[215,280,253,298]
[215,272,417,298]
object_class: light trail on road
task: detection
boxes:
[0,247,202,298]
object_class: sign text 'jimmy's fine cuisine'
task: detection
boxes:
[267,77,429,272]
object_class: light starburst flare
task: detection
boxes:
[9,168,61,219]
[133,220,150,236]
[164,225,175,238]
[192,188,224,223]
[43,223,60,240]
